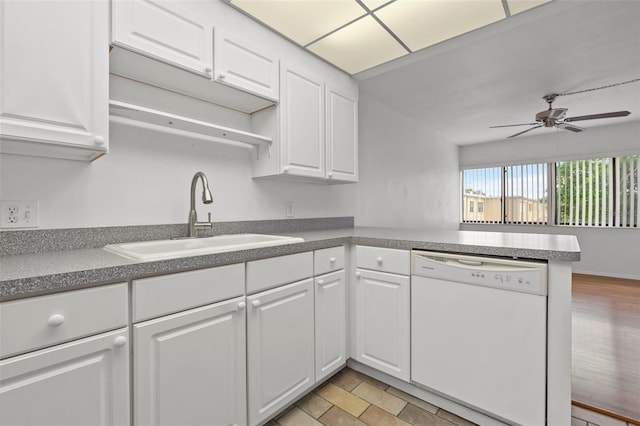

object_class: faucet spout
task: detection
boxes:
[188,171,213,238]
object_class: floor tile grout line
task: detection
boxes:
[276,366,633,426]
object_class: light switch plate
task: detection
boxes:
[0,200,39,228]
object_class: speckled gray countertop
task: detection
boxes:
[0,226,580,301]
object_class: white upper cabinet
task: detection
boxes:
[111,0,213,77]
[252,60,358,183]
[0,0,109,161]
[280,64,326,179]
[326,84,358,182]
[214,29,279,102]
[110,1,277,113]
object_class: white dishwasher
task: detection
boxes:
[411,251,548,426]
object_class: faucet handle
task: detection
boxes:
[207,212,212,223]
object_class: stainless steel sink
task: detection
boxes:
[104,234,304,261]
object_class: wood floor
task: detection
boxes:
[572,273,640,423]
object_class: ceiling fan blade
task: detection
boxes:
[490,123,539,128]
[564,111,631,122]
[508,125,544,138]
[557,122,584,132]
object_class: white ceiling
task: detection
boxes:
[356,0,640,145]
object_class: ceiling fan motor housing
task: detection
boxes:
[536,108,568,122]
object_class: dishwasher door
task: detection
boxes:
[411,254,547,426]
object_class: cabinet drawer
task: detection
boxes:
[0,283,128,358]
[314,246,345,275]
[246,252,313,294]
[133,263,244,322]
[356,246,410,275]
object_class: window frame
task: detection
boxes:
[461,154,638,228]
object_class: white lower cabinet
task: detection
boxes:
[134,296,247,426]
[354,268,410,381]
[247,278,315,426]
[0,328,130,426]
[315,269,346,382]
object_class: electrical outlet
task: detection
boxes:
[1,201,39,229]
[285,201,294,218]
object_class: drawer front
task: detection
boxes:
[314,246,345,275]
[133,263,244,322]
[356,246,410,275]
[246,252,313,294]
[0,283,128,358]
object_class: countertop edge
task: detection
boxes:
[1,230,580,301]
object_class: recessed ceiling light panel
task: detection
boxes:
[374,0,507,52]
[307,15,408,74]
[507,0,551,16]
[231,0,367,45]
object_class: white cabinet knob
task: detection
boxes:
[329,257,336,263]
[283,167,290,173]
[113,336,127,347]
[252,300,261,307]
[328,172,333,178]
[355,271,361,278]
[94,135,105,145]
[205,65,213,73]
[237,301,247,310]
[47,314,65,327]
[318,279,325,285]
[376,256,383,264]
[218,72,226,79]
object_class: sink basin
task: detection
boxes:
[104,233,304,261]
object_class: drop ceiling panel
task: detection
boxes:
[360,0,395,11]
[228,0,556,75]
[231,0,367,45]
[374,0,506,52]
[307,15,408,74]
[507,0,551,16]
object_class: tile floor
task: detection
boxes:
[266,367,640,426]
[266,367,477,426]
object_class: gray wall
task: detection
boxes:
[0,122,356,228]
[355,92,460,229]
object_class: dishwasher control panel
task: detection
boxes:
[411,251,547,296]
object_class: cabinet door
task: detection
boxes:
[326,85,358,182]
[111,0,213,77]
[214,29,279,101]
[248,279,315,425]
[134,297,247,426]
[280,65,325,178]
[0,328,130,426]
[0,0,108,160]
[354,269,410,381]
[315,270,346,382]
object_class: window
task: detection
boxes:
[462,155,639,227]
[462,163,547,224]
[462,167,502,223]
[556,155,638,227]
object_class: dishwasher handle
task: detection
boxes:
[456,259,483,267]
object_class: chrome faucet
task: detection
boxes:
[188,171,213,238]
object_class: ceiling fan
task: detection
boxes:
[490,94,631,138]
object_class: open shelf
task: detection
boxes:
[109,100,272,149]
